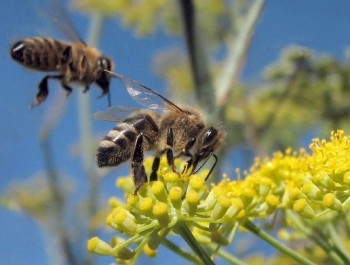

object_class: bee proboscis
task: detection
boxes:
[95,71,225,193]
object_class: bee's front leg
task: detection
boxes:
[60,82,73,96]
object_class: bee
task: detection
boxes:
[95,71,225,193]
[10,4,113,108]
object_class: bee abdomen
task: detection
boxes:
[97,123,138,167]
[10,38,67,71]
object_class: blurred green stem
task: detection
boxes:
[40,139,79,265]
[176,223,215,265]
[216,0,265,108]
[162,238,201,263]
[242,219,316,265]
[39,92,78,265]
[78,12,104,265]
[178,0,215,114]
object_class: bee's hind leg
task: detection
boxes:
[131,133,148,194]
[30,74,63,109]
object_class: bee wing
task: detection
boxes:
[94,106,140,122]
[48,0,86,45]
[107,71,185,113]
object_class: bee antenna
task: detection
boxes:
[192,153,218,181]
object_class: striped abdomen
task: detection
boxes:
[10,37,69,71]
[97,112,159,167]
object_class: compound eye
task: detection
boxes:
[202,127,218,145]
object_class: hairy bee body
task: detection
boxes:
[97,107,209,168]
[11,37,67,71]
[10,37,113,107]
[97,111,160,167]
[95,73,225,193]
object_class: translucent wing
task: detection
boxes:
[48,0,86,45]
[107,71,185,113]
[94,106,140,122]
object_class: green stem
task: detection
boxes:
[162,238,201,264]
[178,0,215,114]
[318,224,350,264]
[176,224,215,265]
[39,77,77,265]
[40,139,79,265]
[78,13,104,265]
[214,247,248,265]
[288,212,345,265]
[216,0,266,108]
[242,219,316,265]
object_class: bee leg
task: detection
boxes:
[165,128,177,173]
[96,72,111,106]
[82,85,89,93]
[174,137,196,175]
[61,83,73,96]
[61,46,71,64]
[30,74,63,109]
[132,133,147,194]
[150,156,160,181]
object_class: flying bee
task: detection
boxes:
[10,3,114,108]
[95,71,225,194]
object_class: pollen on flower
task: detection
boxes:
[116,176,134,193]
[87,237,113,255]
[139,197,153,214]
[107,207,137,234]
[183,190,200,216]
[288,187,301,200]
[188,175,206,191]
[293,199,315,218]
[343,172,350,184]
[205,186,225,211]
[302,182,322,200]
[241,187,256,204]
[163,171,181,190]
[126,194,139,209]
[211,195,231,220]
[108,196,122,208]
[265,194,280,207]
[151,181,167,202]
[222,198,245,221]
[153,202,170,226]
[143,244,157,257]
[322,193,342,211]
[168,187,182,209]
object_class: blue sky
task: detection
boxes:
[1,1,350,264]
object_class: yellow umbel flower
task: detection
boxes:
[89,130,350,265]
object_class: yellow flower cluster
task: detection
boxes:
[88,130,350,262]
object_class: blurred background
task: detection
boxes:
[2,0,350,264]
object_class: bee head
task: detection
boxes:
[194,126,225,162]
[96,56,114,94]
[98,56,113,72]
